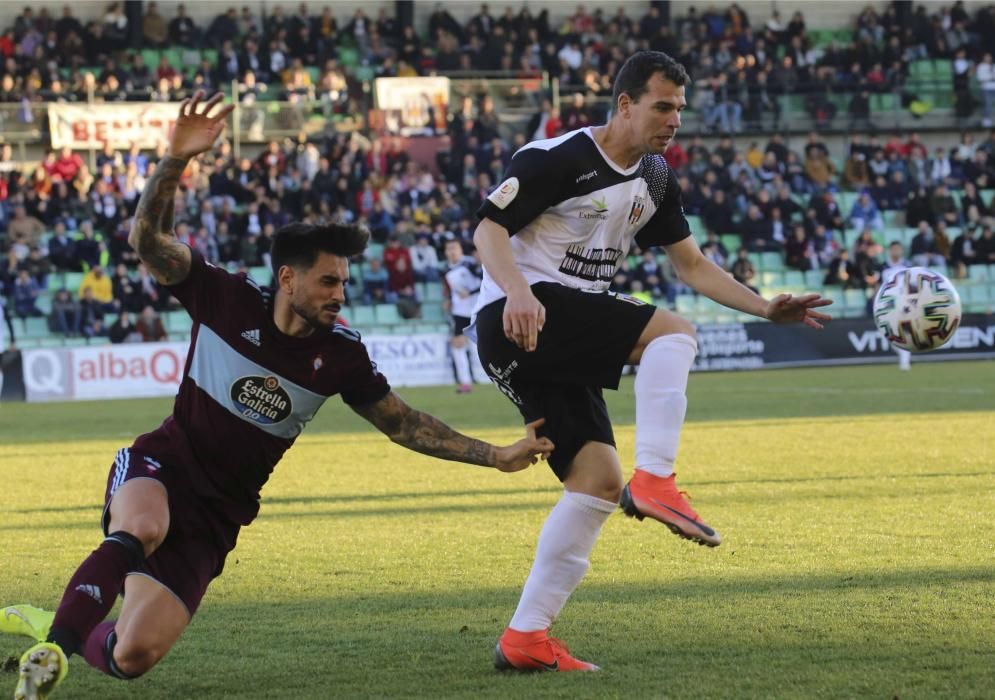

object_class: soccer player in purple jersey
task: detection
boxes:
[4,92,553,700]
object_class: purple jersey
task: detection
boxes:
[132,250,390,525]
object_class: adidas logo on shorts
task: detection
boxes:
[241,329,261,346]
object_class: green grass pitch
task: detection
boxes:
[1,362,993,699]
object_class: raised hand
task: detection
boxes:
[494,418,555,473]
[765,293,834,330]
[168,91,235,161]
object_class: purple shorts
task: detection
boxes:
[101,447,241,617]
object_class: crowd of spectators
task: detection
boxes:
[2,2,995,129]
[3,2,995,347]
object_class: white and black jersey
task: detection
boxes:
[473,127,692,311]
[444,257,483,318]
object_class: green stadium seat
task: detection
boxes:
[844,289,869,317]
[366,243,385,260]
[980,190,995,208]
[804,269,824,289]
[424,283,444,302]
[348,305,376,326]
[337,46,359,68]
[354,65,376,82]
[720,234,741,253]
[420,304,445,322]
[164,311,192,333]
[968,264,989,281]
[247,266,272,286]
[783,270,805,288]
[22,317,49,337]
[759,252,784,271]
[675,295,696,315]
[964,284,991,313]
[760,271,784,287]
[374,304,401,325]
[141,49,161,69]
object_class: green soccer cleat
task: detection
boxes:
[14,643,67,700]
[0,606,54,643]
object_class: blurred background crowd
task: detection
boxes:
[2,0,995,347]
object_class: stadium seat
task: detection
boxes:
[420,304,445,322]
[783,270,805,288]
[349,305,376,326]
[964,283,991,312]
[165,311,193,333]
[980,190,995,208]
[843,289,869,317]
[804,269,824,289]
[759,252,784,271]
[247,266,272,286]
[424,283,444,302]
[760,271,784,287]
[366,242,385,260]
[374,304,401,324]
[720,234,741,253]
[675,295,695,315]
[969,265,989,281]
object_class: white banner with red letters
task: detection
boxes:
[22,334,485,402]
[48,103,182,150]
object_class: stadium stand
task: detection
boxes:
[2,2,995,349]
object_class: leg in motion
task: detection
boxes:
[620,311,722,546]
[495,442,619,672]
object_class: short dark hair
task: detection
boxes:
[270,223,368,277]
[611,50,690,110]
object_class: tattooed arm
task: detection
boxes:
[351,391,553,472]
[128,91,234,285]
[127,156,191,285]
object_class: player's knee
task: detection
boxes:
[113,640,165,677]
[119,517,167,553]
[667,316,697,340]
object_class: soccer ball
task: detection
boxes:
[873,267,961,352]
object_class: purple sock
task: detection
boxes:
[82,621,116,675]
[48,532,144,656]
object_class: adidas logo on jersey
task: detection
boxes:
[241,329,261,346]
[75,584,103,604]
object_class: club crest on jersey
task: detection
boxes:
[230,375,293,425]
[628,196,645,225]
[487,177,519,210]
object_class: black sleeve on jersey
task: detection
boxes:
[476,147,563,235]
[635,161,693,249]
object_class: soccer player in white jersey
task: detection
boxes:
[443,237,483,393]
[471,51,833,671]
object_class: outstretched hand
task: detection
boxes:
[494,418,554,473]
[168,91,235,161]
[765,293,834,329]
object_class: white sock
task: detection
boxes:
[452,344,472,385]
[634,333,697,478]
[897,348,911,370]
[508,490,616,632]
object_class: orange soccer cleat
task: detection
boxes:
[620,470,722,547]
[494,628,599,673]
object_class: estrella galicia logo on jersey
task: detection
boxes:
[230,375,293,425]
[628,196,645,225]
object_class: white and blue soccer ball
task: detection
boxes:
[873,267,962,352]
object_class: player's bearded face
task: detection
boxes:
[288,253,348,329]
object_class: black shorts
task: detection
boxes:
[451,315,472,336]
[475,282,656,480]
[101,447,241,617]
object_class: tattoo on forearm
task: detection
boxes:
[129,156,189,284]
[357,393,497,467]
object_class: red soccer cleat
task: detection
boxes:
[494,628,599,673]
[620,470,722,547]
